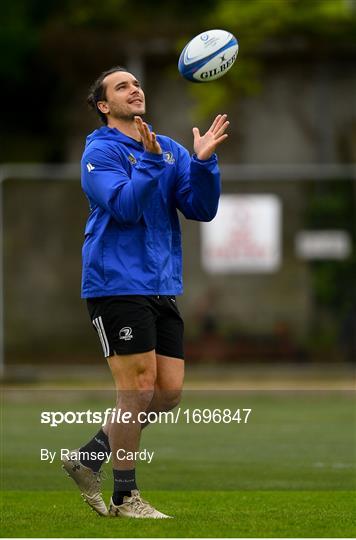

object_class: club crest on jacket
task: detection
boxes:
[163,151,175,164]
[128,153,137,165]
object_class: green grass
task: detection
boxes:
[1,490,355,537]
[1,389,355,536]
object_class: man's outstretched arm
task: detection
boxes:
[175,114,229,221]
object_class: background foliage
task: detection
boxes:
[1,0,356,159]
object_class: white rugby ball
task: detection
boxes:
[178,29,238,83]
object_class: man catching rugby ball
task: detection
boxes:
[62,66,229,518]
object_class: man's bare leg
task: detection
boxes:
[141,355,184,425]
[105,350,172,517]
[65,352,183,516]
[106,350,156,471]
[103,354,184,434]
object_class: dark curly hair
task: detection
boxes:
[87,66,128,125]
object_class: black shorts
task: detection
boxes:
[86,295,184,359]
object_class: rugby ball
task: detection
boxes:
[178,29,238,83]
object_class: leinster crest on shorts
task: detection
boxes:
[119,327,133,341]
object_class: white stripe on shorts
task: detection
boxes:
[93,316,110,357]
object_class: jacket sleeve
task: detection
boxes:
[81,148,165,225]
[174,144,221,222]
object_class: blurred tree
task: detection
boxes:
[0,0,69,161]
[0,0,216,161]
[1,0,355,160]
[304,180,356,355]
[189,0,356,116]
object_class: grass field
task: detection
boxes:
[1,490,355,537]
[1,386,355,537]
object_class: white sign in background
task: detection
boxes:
[201,195,282,273]
[295,230,352,260]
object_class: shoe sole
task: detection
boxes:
[62,464,108,517]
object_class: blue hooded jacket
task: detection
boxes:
[80,126,221,298]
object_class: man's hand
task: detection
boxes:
[135,116,162,154]
[193,114,229,161]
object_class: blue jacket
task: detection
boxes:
[80,126,221,298]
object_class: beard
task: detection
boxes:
[110,102,146,121]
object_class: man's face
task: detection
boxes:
[98,71,146,121]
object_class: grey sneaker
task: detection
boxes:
[109,490,171,519]
[62,449,108,516]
